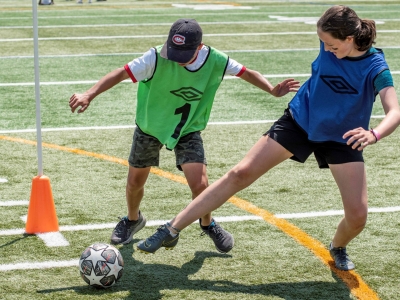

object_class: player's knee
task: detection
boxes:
[126,177,145,192]
[346,209,367,230]
[189,181,208,197]
[226,166,253,189]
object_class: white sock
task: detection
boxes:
[168,229,177,237]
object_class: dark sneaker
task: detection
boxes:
[329,243,355,271]
[137,224,179,254]
[200,219,234,253]
[110,212,146,245]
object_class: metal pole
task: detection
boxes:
[32,0,43,176]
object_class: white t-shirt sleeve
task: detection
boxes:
[125,48,156,82]
[225,57,245,77]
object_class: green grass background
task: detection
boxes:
[0,1,400,299]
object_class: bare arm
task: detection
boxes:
[343,86,400,150]
[239,68,300,97]
[69,67,130,113]
[374,86,400,138]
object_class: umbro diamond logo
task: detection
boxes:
[170,87,203,101]
[320,75,358,94]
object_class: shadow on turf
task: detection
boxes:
[0,235,28,249]
[37,240,353,300]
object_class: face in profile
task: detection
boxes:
[317,29,356,59]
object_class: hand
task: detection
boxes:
[270,78,300,97]
[343,127,377,151]
[69,93,91,113]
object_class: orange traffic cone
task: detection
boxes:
[25,175,59,234]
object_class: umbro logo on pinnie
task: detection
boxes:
[172,34,185,45]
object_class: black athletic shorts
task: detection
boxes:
[264,109,364,169]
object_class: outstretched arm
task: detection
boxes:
[69,67,130,113]
[343,86,400,150]
[239,68,300,97]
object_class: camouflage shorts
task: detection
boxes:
[128,126,207,171]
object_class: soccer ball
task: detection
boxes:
[79,243,124,289]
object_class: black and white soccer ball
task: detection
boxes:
[79,243,124,289]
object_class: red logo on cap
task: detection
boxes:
[172,34,185,45]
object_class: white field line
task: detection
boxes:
[2,70,400,87]
[0,75,313,87]
[0,115,387,134]
[0,8,398,20]
[2,46,400,59]
[0,259,78,271]
[0,74,311,87]
[0,12,290,20]
[0,21,291,29]
[0,200,29,206]
[4,19,400,30]
[2,17,400,29]
[1,10,399,21]
[2,30,400,42]
[1,207,400,237]
[0,48,321,59]
[19,215,70,247]
[37,232,70,247]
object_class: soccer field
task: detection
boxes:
[1,0,400,299]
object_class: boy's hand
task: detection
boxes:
[271,78,300,97]
[69,93,91,113]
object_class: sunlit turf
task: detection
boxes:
[1,1,400,299]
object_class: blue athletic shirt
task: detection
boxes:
[289,41,393,144]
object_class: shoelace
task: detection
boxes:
[334,248,349,266]
[201,224,224,240]
[147,226,169,243]
[114,217,128,233]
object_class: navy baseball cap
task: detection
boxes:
[160,19,203,63]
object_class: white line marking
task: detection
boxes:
[1,30,399,43]
[0,200,28,206]
[3,76,312,87]
[0,178,8,183]
[172,4,253,10]
[3,46,400,60]
[275,206,400,219]
[0,125,136,133]
[37,232,70,247]
[2,70,400,88]
[275,210,345,219]
[3,17,400,29]
[20,215,69,247]
[1,207,399,237]
[0,116,387,134]
[0,259,78,271]
[0,228,24,236]
[0,10,399,22]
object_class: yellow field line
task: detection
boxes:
[0,135,379,300]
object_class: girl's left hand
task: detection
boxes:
[343,127,377,151]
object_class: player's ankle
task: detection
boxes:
[166,222,180,236]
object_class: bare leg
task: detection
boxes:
[181,163,213,225]
[126,166,151,221]
[329,162,368,247]
[169,135,292,231]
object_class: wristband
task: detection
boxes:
[370,128,381,142]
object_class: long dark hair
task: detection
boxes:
[317,5,376,51]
